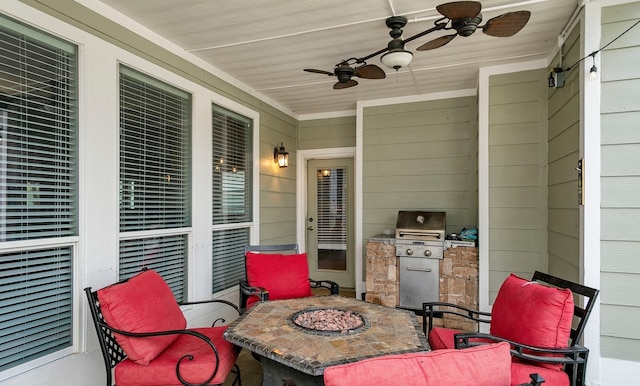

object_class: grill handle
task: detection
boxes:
[405,267,432,272]
[397,231,442,239]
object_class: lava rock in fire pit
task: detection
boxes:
[292,308,364,334]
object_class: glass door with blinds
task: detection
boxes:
[306,158,354,288]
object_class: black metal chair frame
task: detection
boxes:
[423,271,599,386]
[85,276,242,386]
[239,244,340,311]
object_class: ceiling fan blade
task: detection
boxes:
[416,34,457,51]
[354,64,386,79]
[304,68,335,76]
[436,1,482,20]
[482,11,531,37]
[333,79,358,90]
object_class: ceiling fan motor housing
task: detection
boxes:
[453,15,483,36]
[334,65,355,83]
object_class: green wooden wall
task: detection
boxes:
[547,24,581,283]
[487,69,548,303]
[362,97,478,240]
[298,116,356,150]
[600,1,640,362]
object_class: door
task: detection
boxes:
[306,158,354,288]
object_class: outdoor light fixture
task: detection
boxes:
[274,142,289,168]
[589,55,598,81]
[548,67,565,88]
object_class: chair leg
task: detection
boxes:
[231,364,242,386]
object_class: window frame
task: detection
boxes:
[0,12,79,379]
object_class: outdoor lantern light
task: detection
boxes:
[274,142,289,168]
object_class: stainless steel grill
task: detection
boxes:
[395,211,446,310]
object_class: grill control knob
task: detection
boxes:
[405,249,414,256]
[424,250,432,257]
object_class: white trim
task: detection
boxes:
[296,147,357,288]
[359,88,478,108]
[298,110,356,121]
[582,2,603,385]
[477,58,547,319]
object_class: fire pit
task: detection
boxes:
[223,296,430,386]
[289,307,370,335]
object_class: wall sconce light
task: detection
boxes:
[548,67,565,88]
[274,142,289,168]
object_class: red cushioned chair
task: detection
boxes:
[323,342,546,386]
[85,269,242,386]
[423,271,599,386]
[238,244,339,312]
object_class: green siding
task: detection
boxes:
[600,1,640,362]
[20,0,299,245]
[298,116,356,150]
[488,69,548,302]
[362,97,477,240]
[547,23,581,283]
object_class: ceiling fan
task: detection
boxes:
[304,1,531,89]
[304,62,386,90]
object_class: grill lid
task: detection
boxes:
[395,211,446,241]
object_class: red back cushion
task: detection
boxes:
[246,252,313,301]
[97,270,186,365]
[491,274,574,369]
[323,342,512,386]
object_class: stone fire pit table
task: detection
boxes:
[223,296,430,386]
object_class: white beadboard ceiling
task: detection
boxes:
[95,0,580,116]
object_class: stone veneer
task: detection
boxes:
[364,240,398,308]
[365,240,479,331]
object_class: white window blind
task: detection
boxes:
[118,66,191,300]
[211,105,252,293]
[0,14,77,372]
[317,168,347,245]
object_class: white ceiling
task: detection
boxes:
[95,0,580,116]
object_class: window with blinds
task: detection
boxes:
[317,168,347,246]
[0,15,77,371]
[118,66,191,300]
[211,105,252,293]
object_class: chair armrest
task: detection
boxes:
[98,322,221,385]
[178,298,241,326]
[454,332,589,366]
[239,279,269,312]
[422,302,491,334]
[310,279,340,295]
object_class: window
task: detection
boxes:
[118,66,191,300]
[211,105,252,293]
[0,15,77,372]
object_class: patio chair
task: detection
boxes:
[423,271,599,386]
[85,269,242,386]
[239,244,339,311]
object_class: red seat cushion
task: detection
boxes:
[491,274,574,370]
[323,342,512,386]
[114,326,241,385]
[97,270,186,365]
[428,326,495,350]
[511,359,569,386]
[245,252,313,305]
[428,326,459,350]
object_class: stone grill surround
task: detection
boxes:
[366,240,479,331]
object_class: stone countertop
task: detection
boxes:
[223,296,429,376]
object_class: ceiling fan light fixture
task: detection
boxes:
[381,49,413,70]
